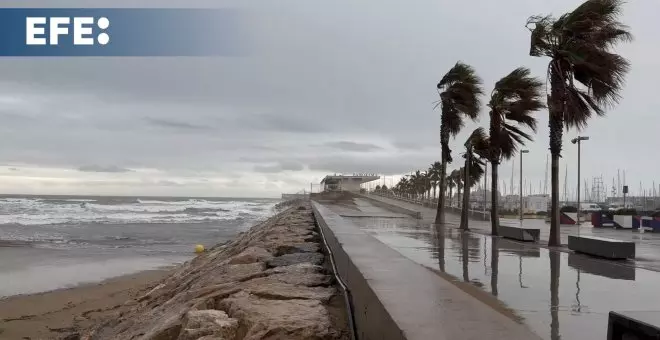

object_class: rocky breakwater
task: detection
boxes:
[80,203,349,340]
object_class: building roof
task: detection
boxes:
[320,174,380,184]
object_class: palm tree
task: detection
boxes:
[487,67,545,235]
[527,0,632,245]
[460,128,488,230]
[394,177,406,197]
[435,62,484,225]
[451,169,463,209]
[446,175,455,207]
[410,170,424,200]
[429,162,442,200]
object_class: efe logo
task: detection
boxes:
[26,17,109,46]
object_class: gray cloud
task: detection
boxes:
[77,165,133,173]
[157,180,184,186]
[0,0,655,197]
[307,153,431,175]
[320,141,383,152]
[254,160,304,173]
[393,141,424,150]
[144,117,212,131]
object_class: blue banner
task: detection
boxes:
[0,8,246,56]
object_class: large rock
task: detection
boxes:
[227,247,273,265]
[177,310,238,340]
[267,253,324,268]
[218,291,341,340]
[242,277,336,302]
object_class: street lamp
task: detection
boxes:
[571,136,589,229]
[520,149,529,221]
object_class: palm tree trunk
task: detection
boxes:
[490,237,499,296]
[490,162,500,235]
[436,124,451,224]
[549,66,564,246]
[448,187,453,207]
[435,160,447,224]
[461,153,471,230]
[457,186,462,209]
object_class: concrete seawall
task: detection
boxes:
[312,201,541,340]
[355,193,422,219]
[367,193,490,221]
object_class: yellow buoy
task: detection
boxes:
[194,244,205,253]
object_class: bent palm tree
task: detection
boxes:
[488,68,545,235]
[460,128,489,230]
[435,62,484,225]
[527,0,632,245]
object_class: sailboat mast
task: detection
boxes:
[510,159,515,198]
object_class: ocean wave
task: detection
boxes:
[0,196,276,226]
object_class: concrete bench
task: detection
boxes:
[608,311,660,339]
[500,225,540,242]
[568,235,635,259]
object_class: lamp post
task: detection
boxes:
[571,136,589,230]
[520,150,529,221]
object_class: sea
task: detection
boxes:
[0,195,279,297]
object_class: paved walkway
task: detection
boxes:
[365,193,660,272]
[319,196,660,340]
[313,201,542,340]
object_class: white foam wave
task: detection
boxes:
[0,197,275,226]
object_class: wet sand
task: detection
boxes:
[0,269,171,340]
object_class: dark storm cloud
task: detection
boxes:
[77,165,133,173]
[320,141,383,152]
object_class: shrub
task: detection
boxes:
[560,206,577,213]
[615,208,638,216]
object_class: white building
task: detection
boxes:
[524,194,549,213]
[469,189,493,210]
[320,174,380,192]
[501,195,520,212]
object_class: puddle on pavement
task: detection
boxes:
[347,216,660,340]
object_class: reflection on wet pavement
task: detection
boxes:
[345,212,660,340]
[366,194,660,272]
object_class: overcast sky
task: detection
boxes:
[0,0,657,198]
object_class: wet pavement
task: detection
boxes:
[319,198,660,340]
[366,194,660,272]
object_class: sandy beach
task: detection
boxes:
[0,269,170,340]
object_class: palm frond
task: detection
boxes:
[488,67,544,163]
